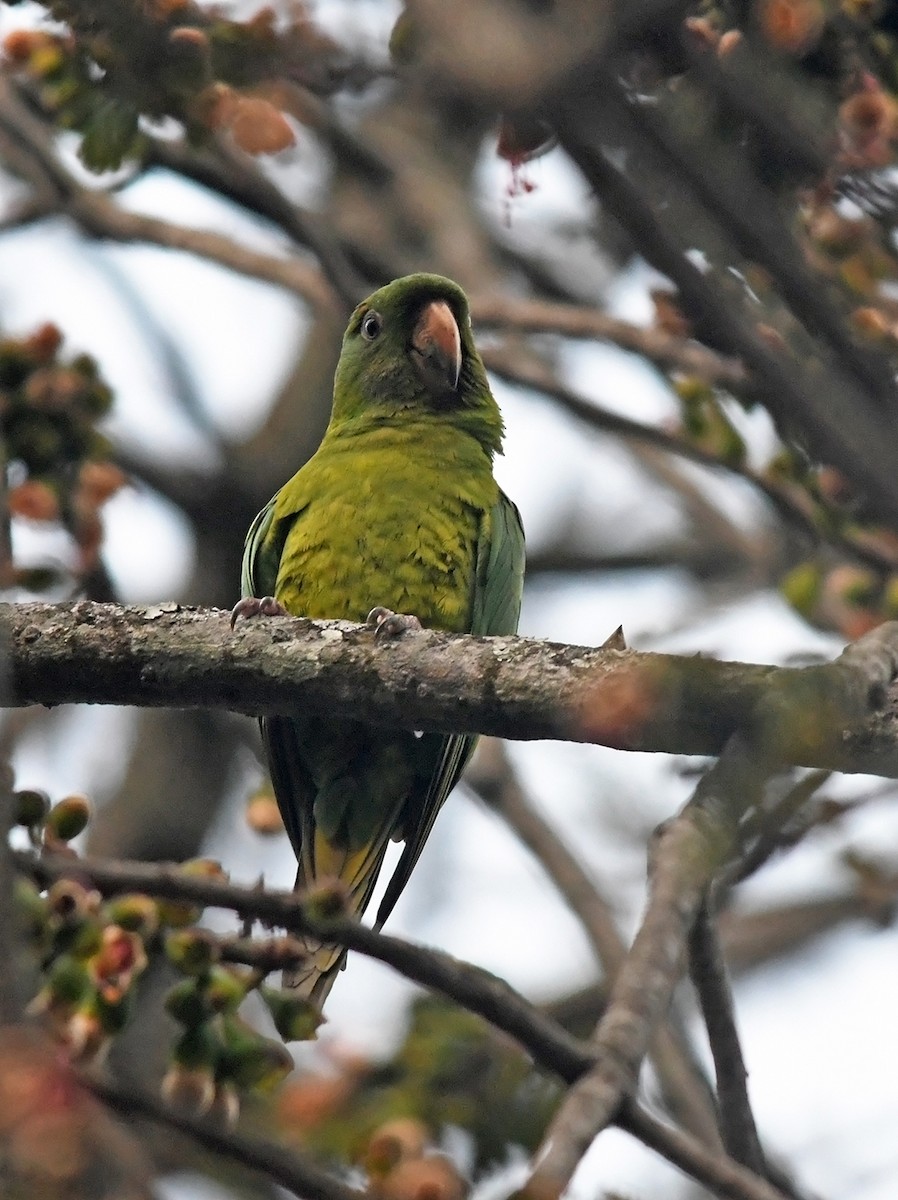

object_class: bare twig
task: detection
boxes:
[688,902,766,1173]
[470,294,748,388]
[555,115,898,529]
[620,1104,791,1200]
[87,1076,363,1200]
[524,731,775,1200]
[522,623,898,1197]
[481,345,898,576]
[469,739,722,1147]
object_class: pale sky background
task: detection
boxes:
[2,2,898,1197]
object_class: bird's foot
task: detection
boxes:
[366,606,423,641]
[230,595,289,629]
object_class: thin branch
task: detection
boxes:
[87,1076,363,1200]
[19,848,592,1082]
[523,731,776,1199]
[144,133,368,306]
[5,602,898,775]
[0,79,343,318]
[470,294,749,389]
[554,111,898,529]
[608,80,898,411]
[23,850,801,1200]
[521,621,898,1196]
[620,1105,791,1200]
[481,345,898,577]
[468,740,722,1147]
[71,188,342,316]
[723,770,832,888]
[688,902,766,1173]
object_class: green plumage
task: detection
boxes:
[240,274,525,1006]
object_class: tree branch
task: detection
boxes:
[523,731,777,1199]
[21,849,802,1200]
[471,294,748,389]
[4,601,898,775]
[19,848,592,1082]
[523,615,898,1198]
[87,1076,363,1200]
[469,739,722,1148]
[688,902,766,1173]
[555,106,898,529]
[481,345,898,576]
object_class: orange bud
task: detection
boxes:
[168,26,209,49]
[161,1065,216,1114]
[840,89,895,139]
[229,96,295,155]
[9,480,59,522]
[683,16,720,49]
[24,322,63,361]
[755,323,789,354]
[246,790,284,834]
[759,0,824,54]
[3,30,42,62]
[717,29,743,56]
[64,1008,108,1063]
[151,0,192,15]
[77,460,127,506]
[197,82,240,130]
[650,289,690,338]
[277,1073,355,1132]
[377,1155,467,1200]
[851,306,892,341]
[364,1118,429,1176]
[814,466,853,506]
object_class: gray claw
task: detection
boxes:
[366,606,423,641]
[230,595,288,629]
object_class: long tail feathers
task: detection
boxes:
[282,941,347,1007]
[284,835,390,1005]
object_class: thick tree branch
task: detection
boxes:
[4,602,898,775]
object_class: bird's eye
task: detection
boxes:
[361,310,383,341]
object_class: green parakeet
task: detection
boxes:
[235,273,525,1007]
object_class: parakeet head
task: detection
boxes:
[330,274,504,455]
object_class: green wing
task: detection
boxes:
[374,488,525,926]
[241,495,279,599]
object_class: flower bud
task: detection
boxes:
[261,986,325,1042]
[45,794,90,841]
[166,929,220,975]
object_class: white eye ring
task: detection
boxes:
[361,310,382,340]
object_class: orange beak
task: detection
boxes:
[410,300,462,396]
